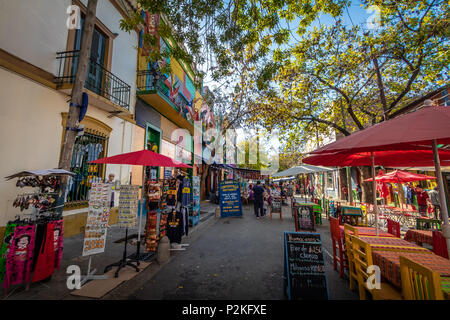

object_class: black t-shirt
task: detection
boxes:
[253,185,264,202]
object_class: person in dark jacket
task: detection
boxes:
[253,181,265,219]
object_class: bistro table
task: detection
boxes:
[339,226,396,241]
[359,236,430,252]
[371,250,450,298]
[404,229,433,247]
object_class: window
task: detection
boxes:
[66,132,108,205]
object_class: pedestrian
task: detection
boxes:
[356,184,362,202]
[429,186,441,221]
[253,181,265,219]
[415,186,429,217]
[105,173,115,207]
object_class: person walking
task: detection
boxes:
[253,181,265,219]
[415,186,430,217]
[429,186,441,221]
[356,184,362,202]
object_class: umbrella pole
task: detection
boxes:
[371,152,379,236]
[432,139,450,258]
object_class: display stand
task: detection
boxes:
[80,256,97,287]
[104,227,139,278]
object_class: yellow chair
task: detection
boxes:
[351,235,402,300]
[359,204,369,226]
[343,224,359,291]
[400,256,444,300]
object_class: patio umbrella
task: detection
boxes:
[89,149,192,168]
[363,170,436,183]
[89,149,192,269]
[364,170,437,212]
[303,106,450,252]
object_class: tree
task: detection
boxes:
[57,0,98,212]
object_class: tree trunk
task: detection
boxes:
[339,168,347,201]
[359,166,374,204]
[56,0,98,213]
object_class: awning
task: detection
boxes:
[271,165,333,177]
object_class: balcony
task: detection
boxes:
[137,69,194,134]
[55,50,132,118]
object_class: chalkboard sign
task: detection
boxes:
[284,232,329,300]
[219,180,243,217]
[271,197,282,213]
[294,204,315,232]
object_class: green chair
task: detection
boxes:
[313,205,323,225]
[416,218,441,230]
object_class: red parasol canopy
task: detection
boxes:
[364,169,436,183]
[302,149,450,167]
[89,149,192,168]
[310,106,450,154]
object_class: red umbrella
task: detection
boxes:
[364,170,436,183]
[303,149,450,167]
[304,106,450,244]
[89,149,192,168]
[310,106,450,154]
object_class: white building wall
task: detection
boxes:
[0,0,71,74]
[0,67,135,224]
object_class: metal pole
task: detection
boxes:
[432,139,450,258]
[371,152,379,236]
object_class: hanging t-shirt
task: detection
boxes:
[71,144,86,168]
[181,177,192,207]
[85,143,103,162]
[53,220,64,270]
[166,178,178,206]
[3,224,35,289]
[32,222,55,283]
[166,210,183,244]
[0,223,16,283]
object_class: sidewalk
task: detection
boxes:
[3,201,219,300]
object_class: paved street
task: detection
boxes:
[128,202,358,300]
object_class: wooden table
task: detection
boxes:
[404,229,433,246]
[339,226,396,240]
[371,250,450,298]
[359,236,429,252]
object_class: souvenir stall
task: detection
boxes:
[89,149,192,276]
[1,169,73,294]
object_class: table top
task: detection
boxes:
[372,250,450,294]
[359,236,429,252]
[404,229,433,246]
[339,226,396,238]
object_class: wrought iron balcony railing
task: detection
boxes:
[136,69,190,114]
[55,50,131,110]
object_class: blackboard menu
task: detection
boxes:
[294,204,315,232]
[284,232,329,300]
[271,197,282,213]
[219,180,242,217]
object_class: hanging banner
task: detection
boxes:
[82,183,112,256]
[219,180,242,217]
[118,185,140,228]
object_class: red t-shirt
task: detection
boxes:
[416,191,429,206]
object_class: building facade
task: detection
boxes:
[0,0,138,237]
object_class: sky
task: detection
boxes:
[198,1,380,158]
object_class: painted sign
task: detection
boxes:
[284,232,329,300]
[293,204,315,232]
[219,180,242,217]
